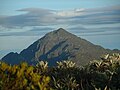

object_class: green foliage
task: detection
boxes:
[87,53,120,90]
[0,62,52,90]
[0,53,120,90]
[36,61,48,74]
[57,60,76,69]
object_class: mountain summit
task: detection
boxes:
[2,28,120,66]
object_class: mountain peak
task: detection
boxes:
[57,28,66,31]
[54,28,68,34]
[45,28,73,40]
[2,28,119,66]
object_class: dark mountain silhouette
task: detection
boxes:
[1,28,120,66]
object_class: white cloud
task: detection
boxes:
[55,8,85,17]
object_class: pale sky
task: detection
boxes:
[0,0,120,58]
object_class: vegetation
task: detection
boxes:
[0,53,120,90]
[0,62,51,90]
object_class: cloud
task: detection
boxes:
[0,7,86,28]
[55,8,85,17]
[68,26,120,35]
[77,32,120,37]
[71,5,120,25]
[0,6,120,27]
[0,8,57,28]
[0,27,54,36]
[29,27,53,31]
[0,5,120,36]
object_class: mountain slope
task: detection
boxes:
[1,28,120,66]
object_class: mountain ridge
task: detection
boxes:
[1,28,120,66]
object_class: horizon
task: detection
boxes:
[0,0,120,59]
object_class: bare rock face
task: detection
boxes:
[2,28,120,66]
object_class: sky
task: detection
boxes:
[0,0,120,59]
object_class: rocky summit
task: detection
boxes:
[2,28,120,66]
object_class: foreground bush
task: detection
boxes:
[0,62,52,90]
[0,53,120,90]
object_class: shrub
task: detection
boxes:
[0,53,120,90]
[0,62,52,90]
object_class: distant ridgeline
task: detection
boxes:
[1,28,120,66]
